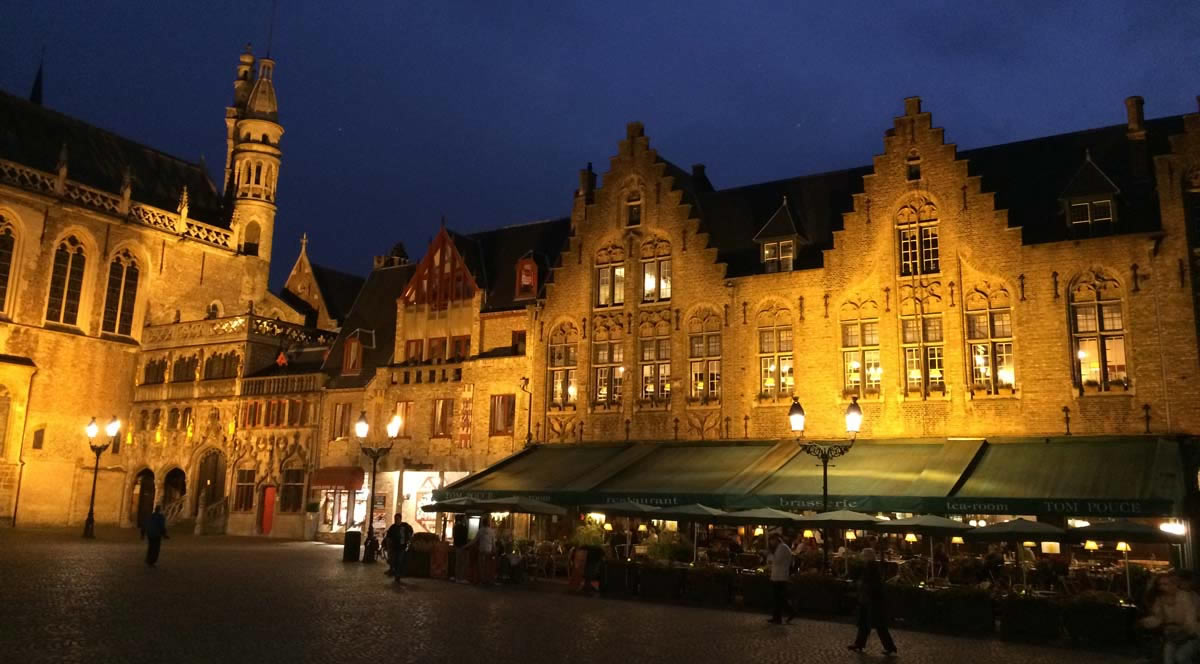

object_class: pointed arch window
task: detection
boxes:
[547,323,579,408]
[242,222,261,257]
[640,238,671,303]
[896,201,939,277]
[687,311,721,403]
[595,244,625,308]
[46,236,86,326]
[964,288,1014,394]
[1070,272,1128,391]
[757,307,794,397]
[102,250,140,336]
[0,221,15,313]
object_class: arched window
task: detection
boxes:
[687,309,722,403]
[138,410,149,431]
[101,249,139,336]
[896,199,939,277]
[150,408,162,430]
[167,408,180,431]
[242,222,261,257]
[964,287,1014,394]
[640,237,671,303]
[280,465,305,513]
[46,235,86,325]
[171,356,198,383]
[204,352,240,380]
[143,358,167,385]
[840,302,881,398]
[757,305,794,397]
[0,220,16,313]
[592,315,625,407]
[547,322,579,408]
[1070,270,1128,391]
[594,243,625,308]
[638,312,671,403]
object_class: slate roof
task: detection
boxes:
[323,261,416,389]
[310,263,366,325]
[450,217,572,312]
[0,90,225,226]
[245,346,329,379]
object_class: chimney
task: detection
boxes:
[577,162,595,201]
[904,97,922,116]
[691,163,713,192]
[691,164,706,179]
[1125,96,1145,138]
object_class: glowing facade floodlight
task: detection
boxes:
[845,396,863,435]
[86,417,99,440]
[787,397,806,433]
[354,411,369,439]
[1161,521,1187,536]
[105,416,121,438]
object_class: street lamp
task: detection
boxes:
[83,416,121,538]
[795,397,862,572]
[358,411,399,563]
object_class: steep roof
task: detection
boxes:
[310,263,366,325]
[323,261,416,389]
[450,217,572,312]
[0,89,225,226]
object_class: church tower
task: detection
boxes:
[224,45,283,270]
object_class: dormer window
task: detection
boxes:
[342,337,362,375]
[515,258,537,300]
[762,240,794,273]
[625,191,642,227]
[1068,199,1114,236]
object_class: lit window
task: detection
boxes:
[101,250,140,336]
[392,401,413,438]
[896,201,939,277]
[758,322,793,397]
[1071,272,1127,391]
[965,295,1015,394]
[547,323,579,408]
[900,315,944,394]
[639,238,671,303]
[489,394,515,436]
[595,247,625,308]
[343,337,362,375]
[432,399,454,437]
[639,330,671,403]
[592,333,624,407]
[687,312,721,402]
[1069,200,1114,236]
[842,319,880,397]
[46,236,86,326]
[515,258,537,299]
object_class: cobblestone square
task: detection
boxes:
[0,529,1139,664]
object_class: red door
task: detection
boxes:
[260,486,276,535]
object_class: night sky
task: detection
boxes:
[2,1,1197,288]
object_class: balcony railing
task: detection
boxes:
[141,314,336,351]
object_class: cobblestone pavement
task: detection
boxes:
[0,528,1133,664]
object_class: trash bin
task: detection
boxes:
[343,530,362,562]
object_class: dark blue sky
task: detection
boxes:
[2,1,1197,288]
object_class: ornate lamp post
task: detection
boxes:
[790,396,862,571]
[358,411,402,563]
[82,416,121,538]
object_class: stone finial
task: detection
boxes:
[119,167,132,214]
[54,142,68,194]
[177,186,190,223]
[626,121,644,139]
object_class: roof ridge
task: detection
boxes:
[0,88,209,171]
[956,113,1185,155]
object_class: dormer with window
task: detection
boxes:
[342,337,362,375]
[754,196,803,274]
[1061,151,1119,238]
[515,255,537,300]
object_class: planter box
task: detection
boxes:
[638,565,685,602]
[404,550,432,578]
[739,573,773,610]
[791,575,853,616]
[601,560,638,596]
[1063,600,1134,647]
[889,587,993,634]
[683,569,734,606]
[1000,596,1062,643]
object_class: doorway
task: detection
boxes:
[163,468,186,508]
[132,469,155,530]
[259,486,276,535]
[194,450,226,515]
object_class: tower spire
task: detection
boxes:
[29,47,44,105]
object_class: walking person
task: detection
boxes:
[474,517,497,585]
[384,514,413,578]
[766,531,795,624]
[145,504,168,567]
[848,548,897,656]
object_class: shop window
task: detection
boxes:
[432,399,454,437]
[896,200,939,277]
[901,315,944,394]
[101,249,139,336]
[46,235,86,326]
[279,468,305,513]
[841,319,880,397]
[233,469,256,511]
[1070,271,1127,391]
[489,394,515,436]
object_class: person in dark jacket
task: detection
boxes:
[384,514,413,579]
[848,548,897,656]
[145,504,168,567]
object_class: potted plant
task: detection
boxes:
[971,383,991,398]
[304,501,320,540]
[1082,379,1102,394]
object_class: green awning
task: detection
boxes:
[444,444,630,495]
[594,443,775,495]
[941,437,1183,517]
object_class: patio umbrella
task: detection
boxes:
[648,504,729,563]
[717,507,805,526]
[473,496,566,516]
[1071,519,1184,544]
[876,515,971,579]
[792,509,884,529]
[966,518,1066,588]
